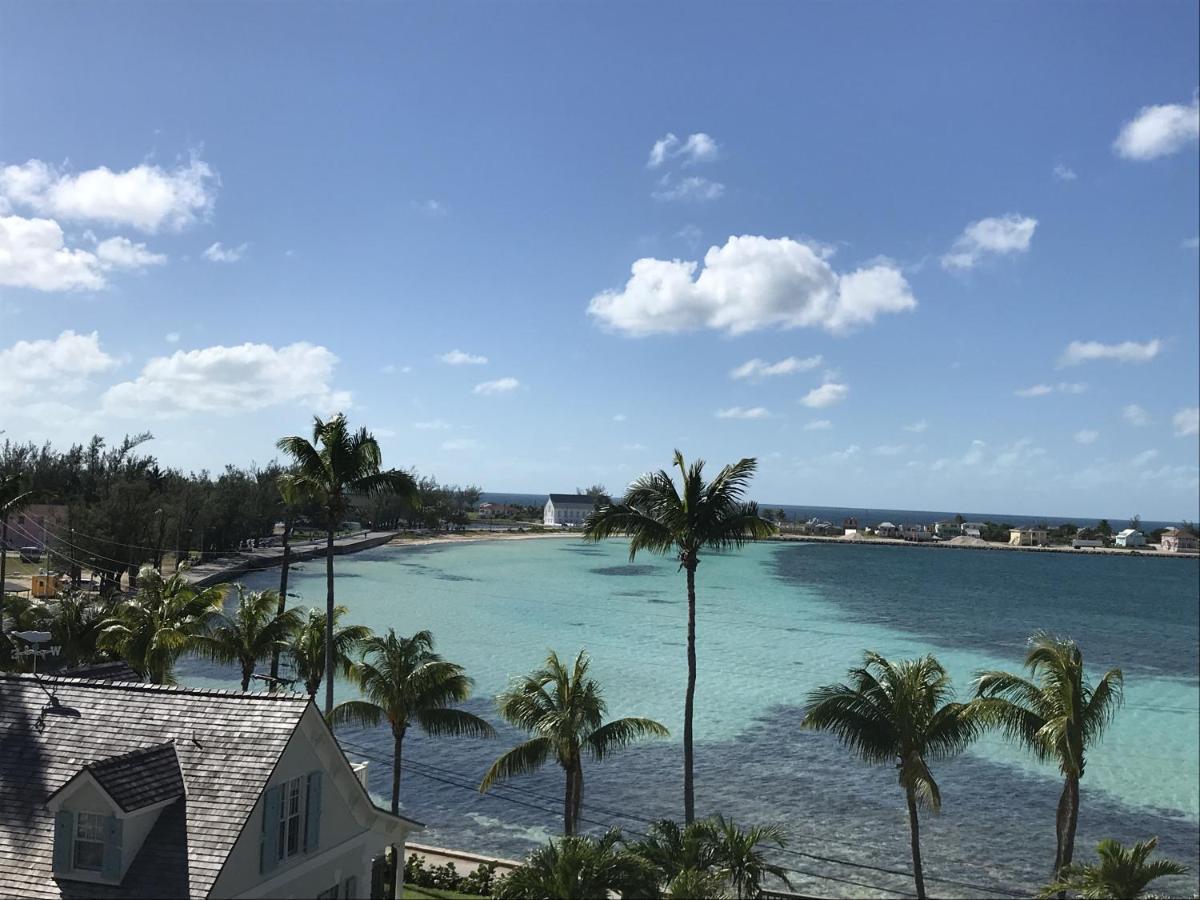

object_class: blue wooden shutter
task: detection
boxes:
[260,785,283,873]
[102,815,123,880]
[52,811,74,872]
[304,771,322,853]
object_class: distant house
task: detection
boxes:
[543,494,594,527]
[5,504,68,553]
[0,673,421,899]
[875,522,899,537]
[961,521,985,538]
[479,503,516,519]
[933,521,960,537]
[1160,527,1199,553]
[1115,529,1146,548]
[1009,527,1049,547]
[901,524,934,542]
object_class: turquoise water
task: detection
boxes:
[179,538,1200,897]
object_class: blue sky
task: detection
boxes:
[1,2,1197,520]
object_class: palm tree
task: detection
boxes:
[193,586,302,691]
[629,818,719,884]
[49,592,116,668]
[481,649,668,835]
[330,629,495,814]
[973,633,1124,885]
[665,867,730,900]
[270,473,310,684]
[1,473,36,632]
[707,816,792,900]
[494,830,659,900]
[803,652,978,899]
[1039,837,1188,899]
[277,414,417,714]
[583,451,775,822]
[98,564,226,684]
[287,605,372,701]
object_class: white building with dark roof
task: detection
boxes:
[543,494,594,527]
[0,673,421,899]
[1115,529,1146,548]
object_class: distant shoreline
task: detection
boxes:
[770,532,1200,560]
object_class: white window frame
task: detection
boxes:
[73,812,106,871]
[277,776,305,861]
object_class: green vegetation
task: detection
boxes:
[1039,836,1188,899]
[583,450,775,822]
[331,629,494,813]
[803,652,978,899]
[494,829,659,899]
[287,605,372,701]
[481,649,667,835]
[404,855,499,897]
[277,413,417,713]
[193,586,301,691]
[974,632,1124,885]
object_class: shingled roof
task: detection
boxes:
[0,673,310,899]
[84,742,186,812]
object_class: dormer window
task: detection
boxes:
[72,813,106,871]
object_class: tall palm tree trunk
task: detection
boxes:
[324,524,336,715]
[683,561,697,824]
[241,660,253,692]
[905,787,927,900]
[571,760,584,835]
[1054,773,1081,898]
[1054,776,1070,879]
[391,732,404,814]
[269,517,293,683]
[563,763,576,835]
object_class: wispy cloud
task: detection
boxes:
[803,419,832,431]
[414,419,450,430]
[442,438,479,451]
[1053,163,1078,182]
[473,377,519,395]
[941,214,1037,270]
[903,419,928,433]
[801,382,849,409]
[1174,406,1200,437]
[203,241,247,263]
[1075,429,1100,445]
[715,406,770,419]
[1059,339,1161,367]
[730,355,822,381]
[652,175,725,202]
[1123,404,1152,427]
[1014,382,1087,397]
[647,132,719,168]
[440,349,488,365]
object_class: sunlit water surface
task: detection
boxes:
[178,539,1200,898]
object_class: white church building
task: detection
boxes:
[543,494,595,527]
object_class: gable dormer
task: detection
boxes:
[46,742,186,885]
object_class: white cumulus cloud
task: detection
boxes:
[1113,91,1200,160]
[473,377,519,395]
[101,342,349,418]
[440,349,488,365]
[0,156,217,232]
[203,241,247,263]
[95,236,166,269]
[801,382,849,409]
[0,215,106,291]
[1075,429,1100,445]
[1174,407,1200,437]
[588,235,916,337]
[1058,339,1161,367]
[715,406,770,419]
[0,330,118,404]
[730,355,823,381]
[941,214,1038,270]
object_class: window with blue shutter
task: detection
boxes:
[53,810,74,872]
[101,815,123,880]
[260,785,283,873]
[304,771,322,853]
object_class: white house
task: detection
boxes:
[1009,527,1049,547]
[543,494,594,527]
[1115,529,1146,548]
[0,672,421,899]
[875,522,899,537]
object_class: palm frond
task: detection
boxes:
[585,717,669,761]
[480,737,553,792]
[416,707,496,739]
[329,699,385,729]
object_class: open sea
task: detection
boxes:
[178,538,1200,898]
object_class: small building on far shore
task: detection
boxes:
[875,522,899,537]
[1009,527,1049,547]
[1115,529,1146,548]
[1160,527,1199,553]
[543,494,594,527]
[1072,538,1104,549]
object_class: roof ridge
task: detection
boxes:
[85,740,177,770]
[0,672,310,703]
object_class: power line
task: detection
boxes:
[336,737,1020,899]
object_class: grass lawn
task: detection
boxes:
[402,886,484,899]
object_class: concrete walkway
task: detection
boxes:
[185,530,399,586]
[405,842,521,877]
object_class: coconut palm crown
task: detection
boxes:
[287,605,372,701]
[973,632,1124,884]
[481,649,668,835]
[495,829,659,900]
[98,564,225,684]
[583,451,775,823]
[193,586,302,691]
[330,629,494,814]
[1039,836,1188,899]
[803,651,978,899]
[277,413,417,714]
